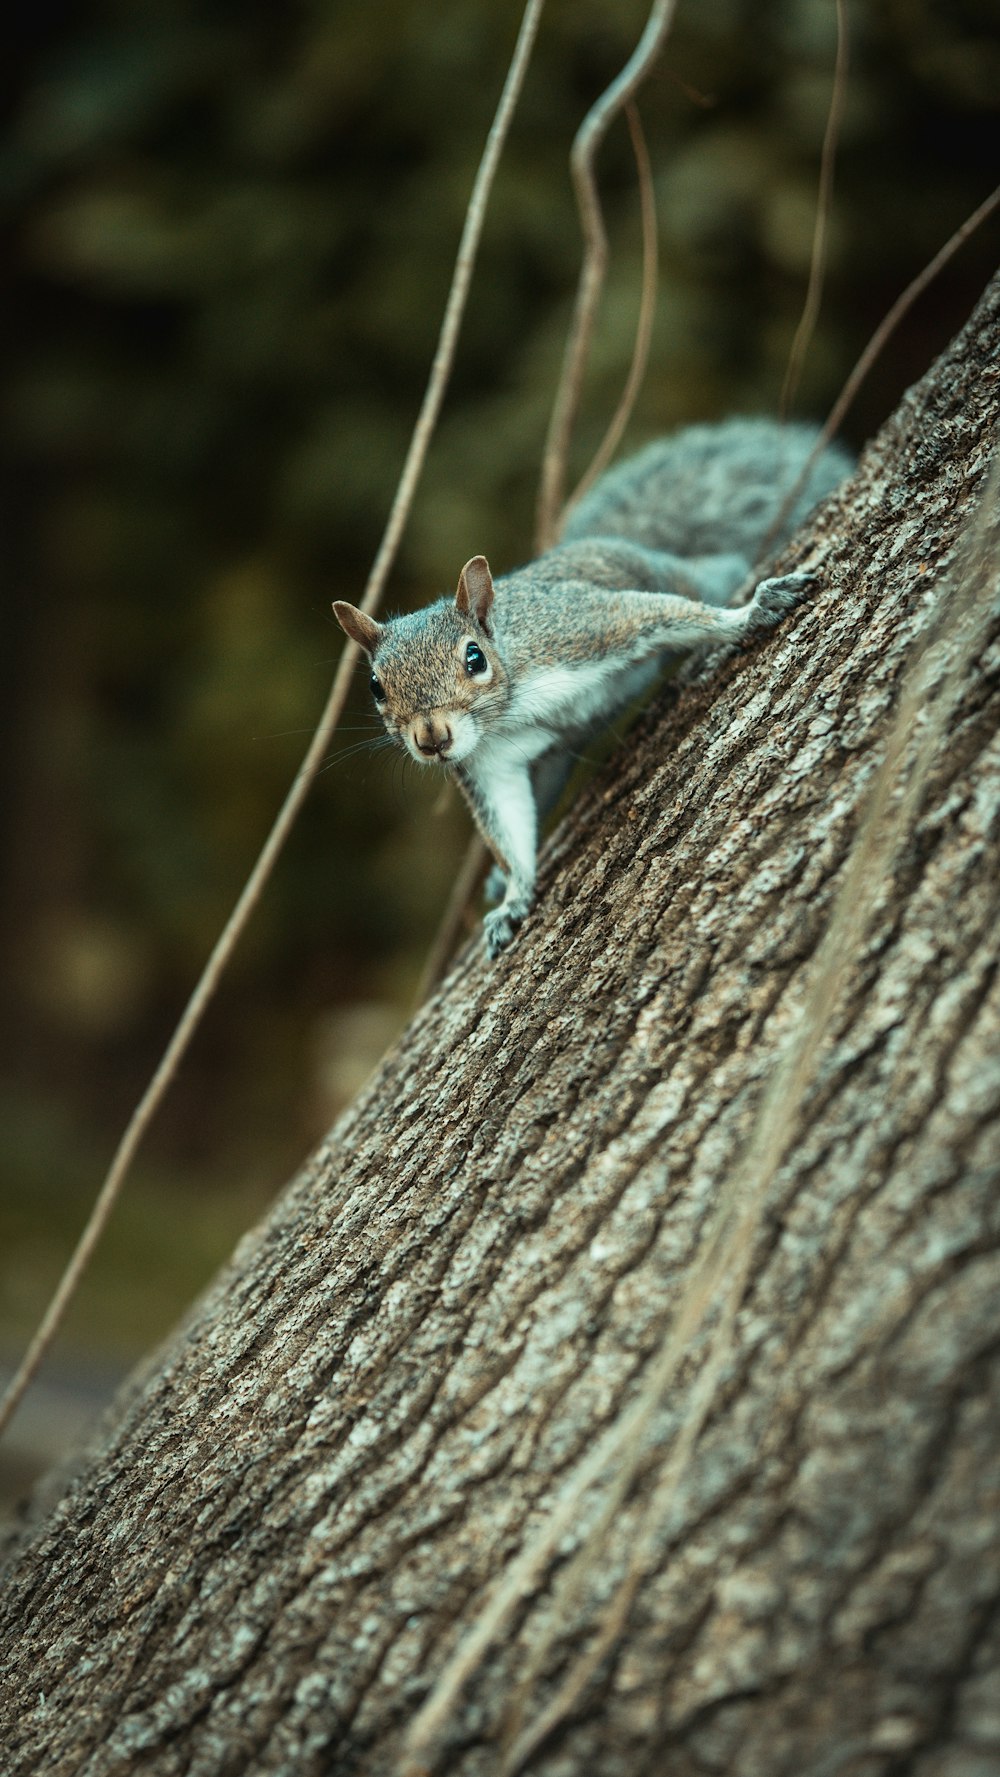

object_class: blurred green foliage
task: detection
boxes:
[1,0,997,1392]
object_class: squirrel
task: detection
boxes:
[334,417,852,958]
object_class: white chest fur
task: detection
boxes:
[497,656,660,755]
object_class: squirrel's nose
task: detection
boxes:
[414,717,452,757]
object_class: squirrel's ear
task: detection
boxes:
[332,601,384,656]
[455,556,495,634]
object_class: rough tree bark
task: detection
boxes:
[2,275,999,1777]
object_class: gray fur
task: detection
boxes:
[562,417,851,559]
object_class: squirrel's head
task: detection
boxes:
[334,557,508,766]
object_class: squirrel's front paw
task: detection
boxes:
[747,570,818,632]
[483,898,529,958]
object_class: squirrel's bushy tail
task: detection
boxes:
[563,417,852,565]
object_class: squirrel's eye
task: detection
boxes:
[370,673,386,702]
[465,642,488,676]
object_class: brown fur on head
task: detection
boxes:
[332,561,508,766]
[333,556,494,656]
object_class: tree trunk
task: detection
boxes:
[3,276,999,1777]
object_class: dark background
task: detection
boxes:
[2,0,998,1494]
